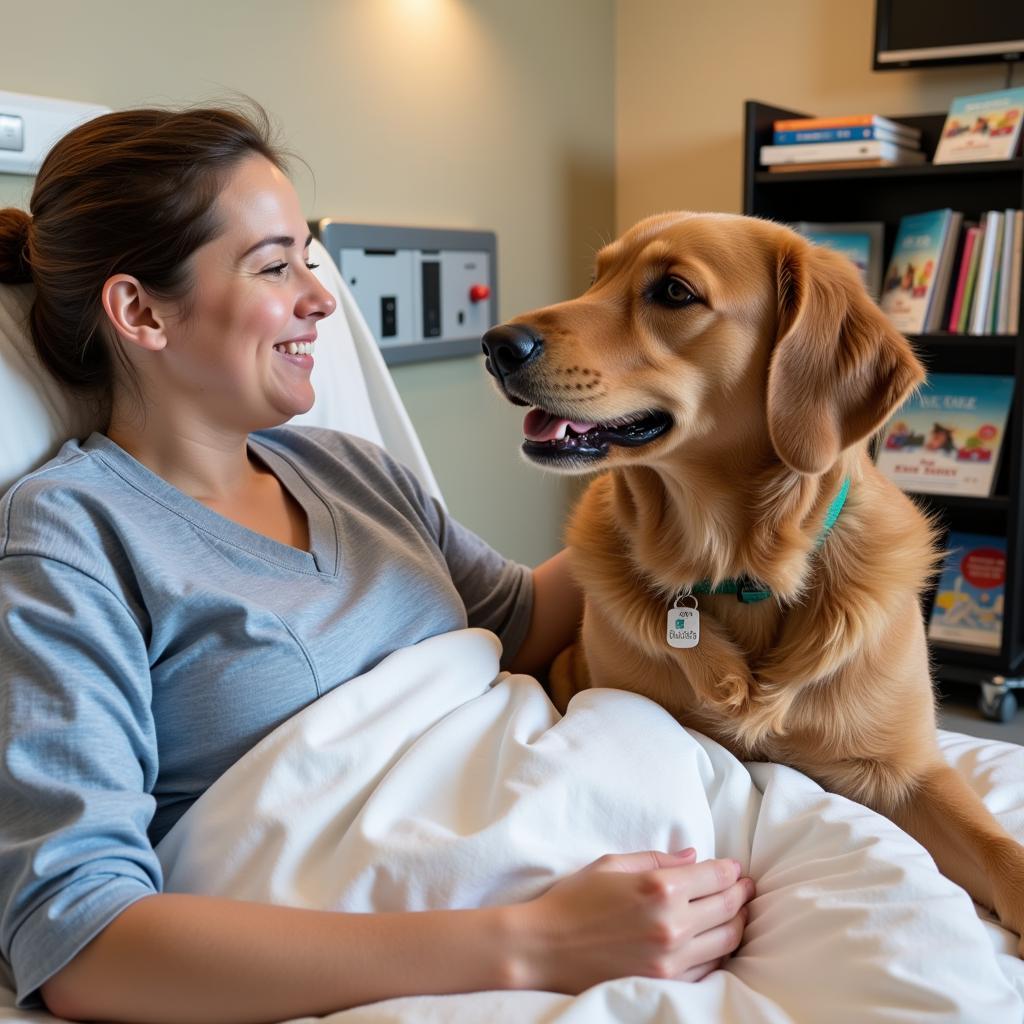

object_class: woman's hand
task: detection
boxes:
[506,849,754,992]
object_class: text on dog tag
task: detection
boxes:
[667,605,700,649]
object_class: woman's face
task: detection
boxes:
[146,154,336,433]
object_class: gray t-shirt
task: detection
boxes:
[0,426,533,1006]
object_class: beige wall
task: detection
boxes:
[0,0,615,566]
[10,0,1012,563]
[615,0,1014,230]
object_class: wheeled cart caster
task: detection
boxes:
[979,677,1020,723]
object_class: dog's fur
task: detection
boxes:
[491,212,1024,950]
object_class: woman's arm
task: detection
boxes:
[505,548,583,675]
[42,851,753,1024]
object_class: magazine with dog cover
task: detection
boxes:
[928,532,1006,651]
[874,373,1014,498]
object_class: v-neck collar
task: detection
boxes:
[84,432,340,577]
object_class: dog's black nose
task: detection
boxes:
[481,323,543,379]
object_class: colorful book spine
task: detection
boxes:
[772,126,916,146]
[948,227,979,332]
[970,212,1004,336]
[989,223,1005,334]
[1009,210,1024,335]
[760,140,923,165]
[997,209,1017,334]
[926,212,964,332]
[773,114,921,137]
[957,215,986,334]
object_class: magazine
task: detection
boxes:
[875,373,1014,497]
[928,532,1006,651]
[933,87,1024,164]
[880,209,959,333]
[791,221,884,298]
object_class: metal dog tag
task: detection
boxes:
[667,596,700,649]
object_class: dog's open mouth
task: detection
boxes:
[521,407,673,463]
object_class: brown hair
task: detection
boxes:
[0,103,288,403]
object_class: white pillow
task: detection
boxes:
[0,239,440,500]
[0,281,98,496]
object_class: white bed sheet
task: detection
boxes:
[3,629,1023,1023]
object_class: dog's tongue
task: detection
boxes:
[523,408,598,442]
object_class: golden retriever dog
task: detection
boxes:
[482,212,1024,951]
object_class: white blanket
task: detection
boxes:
[153,628,1024,1023]
[4,629,1022,1023]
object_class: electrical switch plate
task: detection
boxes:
[314,221,498,366]
[0,90,110,174]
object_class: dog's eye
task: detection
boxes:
[653,276,697,308]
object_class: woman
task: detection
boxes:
[0,105,753,1023]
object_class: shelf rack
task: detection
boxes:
[744,100,1024,692]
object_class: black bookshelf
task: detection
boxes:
[743,100,1024,693]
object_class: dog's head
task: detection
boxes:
[483,212,924,477]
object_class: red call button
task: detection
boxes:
[469,284,491,303]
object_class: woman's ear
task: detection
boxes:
[766,237,926,475]
[101,274,169,352]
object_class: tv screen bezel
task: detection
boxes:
[873,0,1024,70]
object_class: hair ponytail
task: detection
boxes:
[0,207,33,284]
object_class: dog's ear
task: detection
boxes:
[766,237,925,475]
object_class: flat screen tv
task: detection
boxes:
[874,0,1024,69]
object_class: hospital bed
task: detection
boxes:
[2,242,1024,1023]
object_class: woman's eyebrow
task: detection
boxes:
[239,233,314,260]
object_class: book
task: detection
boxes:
[957,215,986,334]
[791,221,884,298]
[997,209,1020,334]
[933,87,1024,164]
[1009,209,1024,335]
[928,532,1006,651]
[969,211,1004,335]
[947,226,979,332]
[772,126,919,147]
[880,209,959,334]
[924,212,964,331]
[760,140,926,166]
[766,158,925,173]
[772,114,922,140]
[875,373,1014,498]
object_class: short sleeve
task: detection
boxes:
[432,510,534,661]
[357,438,534,660]
[0,554,162,1007]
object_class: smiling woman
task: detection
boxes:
[0,104,753,1023]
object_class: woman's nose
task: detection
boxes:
[298,274,337,321]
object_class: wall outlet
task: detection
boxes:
[0,90,110,175]
[0,114,24,152]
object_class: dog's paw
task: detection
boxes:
[714,672,754,713]
[726,685,795,748]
